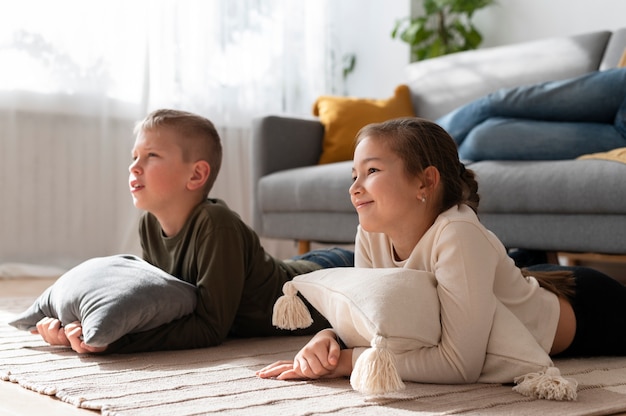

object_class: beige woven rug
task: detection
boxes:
[3,297,626,416]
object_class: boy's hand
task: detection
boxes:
[32,317,71,347]
[63,322,107,354]
[257,329,352,380]
[31,318,107,353]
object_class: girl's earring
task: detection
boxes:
[421,195,426,203]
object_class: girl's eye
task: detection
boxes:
[367,167,379,174]
[351,176,357,182]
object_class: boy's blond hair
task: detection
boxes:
[135,109,223,197]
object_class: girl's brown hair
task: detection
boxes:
[356,117,480,214]
[355,117,575,299]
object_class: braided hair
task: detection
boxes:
[355,117,575,299]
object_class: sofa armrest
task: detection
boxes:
[600,27,626,70]
[250,114,325,232]
[251,115,324,176]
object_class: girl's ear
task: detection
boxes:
[187,160,210,191]
[422,166,441,192]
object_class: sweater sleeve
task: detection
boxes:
[353,220,501,384]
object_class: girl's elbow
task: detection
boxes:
[449,364,483,384]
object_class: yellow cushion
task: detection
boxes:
[619,48,626,68]
[313,85,416,164]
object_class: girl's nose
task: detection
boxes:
[349,180,361,196]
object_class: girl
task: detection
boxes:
[258,117,626,383]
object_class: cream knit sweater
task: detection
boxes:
[353,204,560,383]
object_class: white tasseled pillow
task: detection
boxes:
[273,267,576,400]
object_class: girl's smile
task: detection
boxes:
[350,134,440,260]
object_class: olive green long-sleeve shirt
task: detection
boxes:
[108,199,321,353]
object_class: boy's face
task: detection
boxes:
[129,128,195,216]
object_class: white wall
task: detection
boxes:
[342,0,626,98]
[333,0,411,98]
[476,0,626,47]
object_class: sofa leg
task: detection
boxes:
[298,240,311,254]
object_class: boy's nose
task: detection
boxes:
[129,159,140,173]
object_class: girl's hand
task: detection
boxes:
[257,329,352,380]
[63,322,107,354]
[291,329,341,379]
[32,317,71,347]
[256,360,300,379]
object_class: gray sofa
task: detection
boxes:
[251,28,626,255]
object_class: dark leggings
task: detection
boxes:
[528,264,626,357]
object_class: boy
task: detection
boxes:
[35,109,353,353]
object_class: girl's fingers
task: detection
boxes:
[276,368,306,380]
[256,361,295,378]
[295,355,326,379]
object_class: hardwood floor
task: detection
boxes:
[0,278,96,416]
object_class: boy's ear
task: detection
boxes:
[187,160,210,191]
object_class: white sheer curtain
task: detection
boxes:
[0,0,340,271]
[141,0,335,233]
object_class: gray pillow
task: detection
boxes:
[9,254,197,347]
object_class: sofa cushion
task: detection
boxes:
[312,85,415,165]
[259,161,354,213]
[258,161,356,241]
[472,159,626,214]
[260,159,626,215]
[406,30,611,120]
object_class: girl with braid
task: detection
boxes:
[258,117,626,383]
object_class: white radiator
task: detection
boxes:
[0,110,139,270]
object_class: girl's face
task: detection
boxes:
[128,128,195,218]
[349,136,426,238]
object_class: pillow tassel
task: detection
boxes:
[350,335,405,396]
[512,366,578,401]
[272,282,313,330]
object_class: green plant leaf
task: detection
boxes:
[451,0,495,15]
[464,25,483,49]
[423,0,444,15]
[391,0,494,61]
